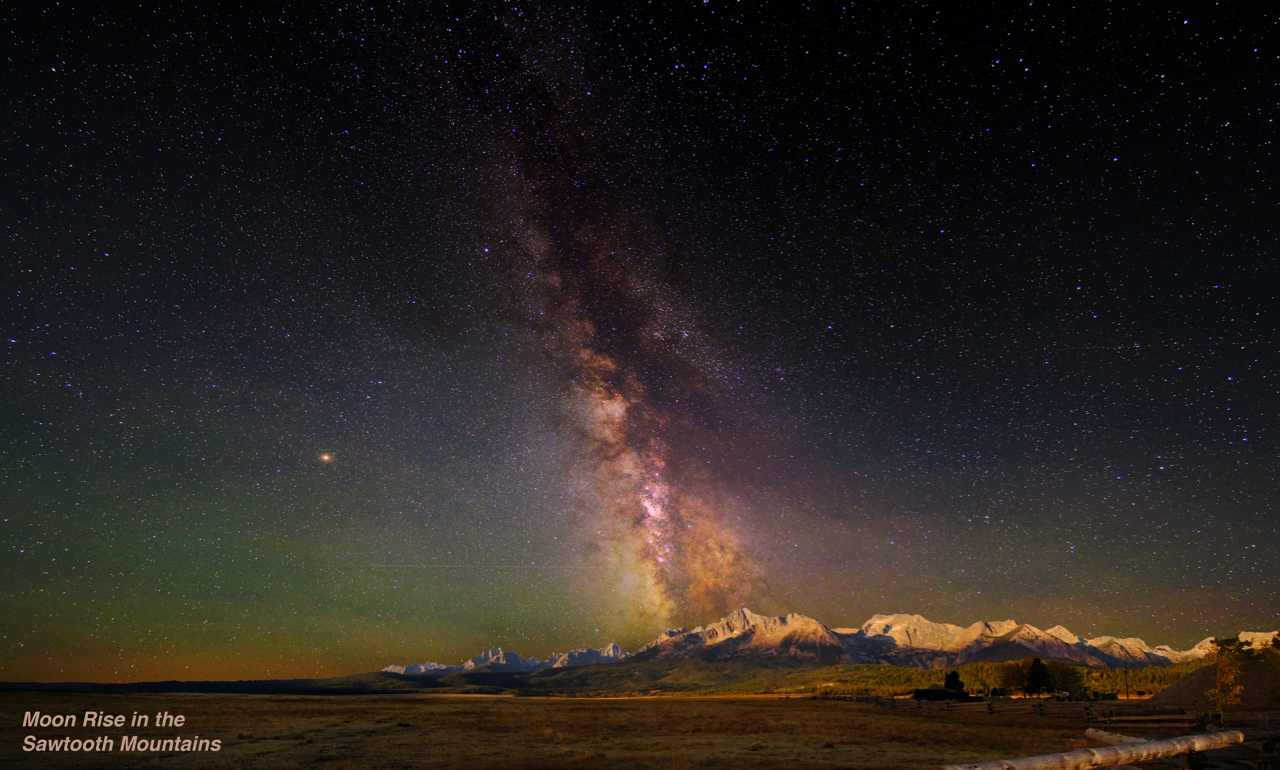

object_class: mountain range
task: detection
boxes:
[382,643,626,676]
[383,609,1278,675]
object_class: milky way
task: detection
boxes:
[461,31,767,626]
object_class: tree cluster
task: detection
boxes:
[943,670,964,692]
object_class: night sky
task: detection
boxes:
[4,2,1279,682]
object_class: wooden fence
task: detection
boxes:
[808,694,1215,729]
[818,696,1085,715]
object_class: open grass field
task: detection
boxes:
[2,690,1099,769]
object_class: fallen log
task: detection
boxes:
[934,730,1245,770]
[1184,738,1278,767]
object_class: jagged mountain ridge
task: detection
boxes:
[639,610,1181,669]
[629,610,865,665]
[382,643,625,675]
[831,612,1270,669]
[382,609,1277,674]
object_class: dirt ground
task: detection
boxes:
[1,691,1096,769]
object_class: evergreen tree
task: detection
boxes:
[1024,658,1053,697]
[944,670,965,692]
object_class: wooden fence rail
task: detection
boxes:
[858,696,1215,730]
[865,697,1098,718]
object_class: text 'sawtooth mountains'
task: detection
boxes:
[384,610,1278,675]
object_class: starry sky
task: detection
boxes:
[3,2,1278,682]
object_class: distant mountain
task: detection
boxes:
[843,613,1129,669]
[629,609,868,665]
[382,610,1277,674]
[550,644,627,668]
[1153,638,1216,664]
[382,643,625,675]
[836,612,1272,669]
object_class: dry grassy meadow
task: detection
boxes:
[1,690,1094,769]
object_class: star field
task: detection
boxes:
[2,2,1278,682]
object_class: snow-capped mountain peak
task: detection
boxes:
[381,611,1271,675]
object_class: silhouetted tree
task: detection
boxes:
[944,670,965,692]
[1024,658,1053,697]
